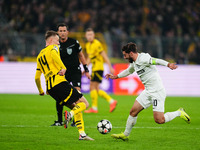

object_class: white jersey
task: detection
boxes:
[118,53,165,93]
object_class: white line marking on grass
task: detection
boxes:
[87,126,200,130]
[1,125,41,128]
[0,125,199,130]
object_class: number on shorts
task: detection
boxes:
[153,99,157,106]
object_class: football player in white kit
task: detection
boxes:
[105,42,191,141]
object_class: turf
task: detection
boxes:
[0,94,199,150]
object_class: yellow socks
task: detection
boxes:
[70,103,87,135]
[70,102,86,116]
[89,89,114,111]
[74,112,86,135]
[98,90,112,103]
[90,89,98,109]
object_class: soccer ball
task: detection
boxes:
[97,119,112,134]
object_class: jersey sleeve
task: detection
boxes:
[76,40,82,53]
[139,53,152,65]
[117,64,135,78]
[35,63,44,94]
[138,53,168,66]
[51,46,66,70]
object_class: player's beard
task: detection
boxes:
[128,57,133,63]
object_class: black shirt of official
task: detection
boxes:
[59,37,82,69]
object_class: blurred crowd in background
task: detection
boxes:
[0,0,200,64]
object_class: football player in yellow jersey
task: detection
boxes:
[84,28,117,113]
[35,30,94,140]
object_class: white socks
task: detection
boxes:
[124,115,137,136]
[70,111,74,118]
[164,111,181,123]
[92,106,98,110]
[80,131,86,136]
[109,99,114,104]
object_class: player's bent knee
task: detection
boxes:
[153,112,165,124]
[76,96,89,108]
[84,100,89,108]
[81,97,89,108]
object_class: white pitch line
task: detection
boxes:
[0,125,199,130]
[88,126,200,130]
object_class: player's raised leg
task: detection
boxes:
[177,107,191,124]
[64,110,72,128]
[98,90,117,112]
[64,97,88,128]
[154,108,190,124]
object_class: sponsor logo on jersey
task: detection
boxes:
[137,69,145,75]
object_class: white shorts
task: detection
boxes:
[136,89,166,112]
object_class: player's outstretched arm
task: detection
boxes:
[105,74,118,80]
[151,58,178,70]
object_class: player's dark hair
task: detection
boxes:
[86,28,94,32]
[57,23,69,31]
[45,30,59,40]
[122,42,137,53]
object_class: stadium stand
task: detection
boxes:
[0,0,200,63]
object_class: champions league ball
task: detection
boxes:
[97,119,112,134]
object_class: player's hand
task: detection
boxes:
[168,63,178,70]
[58,69,66,76]
[105,74,118,80]
[85,72,91,80]
[39,92,44,96]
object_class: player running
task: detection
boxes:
[84,28,117,113]
[106,42,191,141]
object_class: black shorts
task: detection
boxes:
[91,71,103,83]
[65,66,81,88]
[47,81,83,106]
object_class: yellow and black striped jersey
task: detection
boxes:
[35,44,66,93]
[85,39,104,71]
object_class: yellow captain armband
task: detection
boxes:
[152,58,156,65]
[151,57,168,66]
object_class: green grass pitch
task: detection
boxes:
[0,94,200,150]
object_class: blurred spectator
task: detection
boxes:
[187,41,200,64]
[0,38,16,61]
[1,0,199,37]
